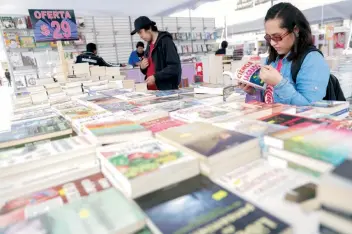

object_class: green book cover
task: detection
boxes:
[100,140,183,179]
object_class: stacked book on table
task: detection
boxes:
[97,139,199,198]
[0,135,98,201]
[318,159,352,234]
[3,79,352,233]
[263,114,351,177]
[156,122,261,178]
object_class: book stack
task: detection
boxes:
[0,135,98,201]
[264,122,349,177]
[1,188,147,234]
[0,116,72,151]
[194,83,226,95]
[83,118,152,144]
[156,122,261,178]
[310,100,350,120]
[136,175,292,234]
[318,159,352,233]
[98,139,199,198]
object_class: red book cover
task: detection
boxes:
[260,113,328,127]
[0,173,111,227]
[141,117,185,133]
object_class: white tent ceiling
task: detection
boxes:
[0,0,217,16]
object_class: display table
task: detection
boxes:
[121,62,196,85]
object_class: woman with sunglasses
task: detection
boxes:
[240,2,330,106]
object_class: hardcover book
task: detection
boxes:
[136,175,291,234]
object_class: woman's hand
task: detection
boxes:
[239,82,256,95]
[260,65,283,86]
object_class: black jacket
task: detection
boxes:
[141,32,181,90]
[76,52,113,67]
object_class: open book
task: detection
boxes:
[223,61,265,90]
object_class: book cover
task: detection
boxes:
[260,113,325,127]
[99,89,131,97]
[8,52,23,67]
[62,107,106,120]
[217,119,287,137]
[3,32,20,49]
[1,188,146,234]
[14,76,26,88]
[21,52,37,66]
[99,102,139,113]
[0,17,15,29]
[19,36,36,48]
[312,100,348,108]
[184,129,256,157]
[13,17,27,29]
[35,42,50,48]
[25,75,38,86]
[0,173,112,227]
[100,139,184,179]
[85,120,147,137]
[136,175,291,234]
[0,116,71,147]
[171,105,232,123]
[141,117,186,133]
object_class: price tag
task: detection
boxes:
[29,9,79,42]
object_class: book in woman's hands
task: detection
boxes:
[223,61,265,90]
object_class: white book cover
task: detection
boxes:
[170,105,236,123]
[114,92,155,101]
[9,52,24,67]
[25,75,38,87]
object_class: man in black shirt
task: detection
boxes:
[76,43,113,67]
[215,41,228,55]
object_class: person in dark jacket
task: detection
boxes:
[215,41,228,55]
[76,43,113,67]
[131,16,181,90]
[128,41,145,67]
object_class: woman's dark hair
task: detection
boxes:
[221,41,228,49]
[142,24,158,32]
[136,41,144,48]
[265,2,313,64]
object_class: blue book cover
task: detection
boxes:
[136,175,290,234]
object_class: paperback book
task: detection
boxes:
[0,116,72,150]
[140,116,186,133]
[8,52,23,67]
[3,32,20,49]
[13,17,27,29]
[19,36,36,48]
[0,173,113,227]
[223,61,265,90]
[136,175,291,234]
[98,139,198,198]
[21,52,37,66]
[84,119,152,144]
[0,17,15,29]
[1,188,146,234]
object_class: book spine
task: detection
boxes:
[283,138,345,166]
[319,224,341,234]
[321,205,352,221]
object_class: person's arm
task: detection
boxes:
[97,56,113,67]
[275,52,330,106]
[153,38,180,81]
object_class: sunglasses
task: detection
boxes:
[264,31,291,43]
